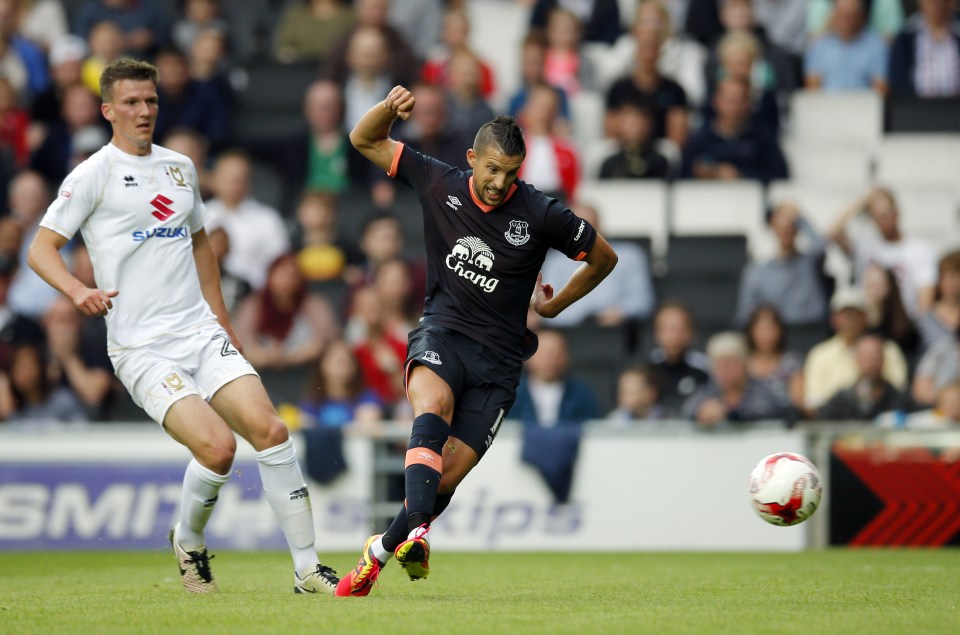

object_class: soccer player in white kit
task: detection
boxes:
[27,59,340,595]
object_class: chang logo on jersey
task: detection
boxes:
[132,227,189,241]
[445,236,499,293]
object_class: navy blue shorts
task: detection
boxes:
[405,324,521,459]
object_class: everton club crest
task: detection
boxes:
[504,219,530,246]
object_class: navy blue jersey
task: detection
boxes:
[389,143,598,363]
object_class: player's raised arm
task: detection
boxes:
[349,85,415,173]
[532,234,618,319]
[28,227,118,318]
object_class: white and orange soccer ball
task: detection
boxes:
[748,452,823,526]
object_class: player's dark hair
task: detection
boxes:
[473,115,526,158]
[100,58,159,103]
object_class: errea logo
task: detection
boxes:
[446,195,462,210]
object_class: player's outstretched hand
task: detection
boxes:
[385,85,415,121]
[72,287,119,318]
[530,272,556,318]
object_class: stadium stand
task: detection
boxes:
[786,90,884,151]
[875,134,960,195]
[670,180,765,257]
[576,179,669,259]
[884,96,960,134]
[780,139,872,188]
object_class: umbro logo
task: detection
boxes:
[123,175,139,188]
[446,195,462,210]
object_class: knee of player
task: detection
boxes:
[256,418,290,450]
[411,397,454,422]
[199,437,237,474]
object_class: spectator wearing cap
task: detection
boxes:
[816,333,911,421]
[803,287,908,411]
[681,331,786,427]
[30,35,87,128]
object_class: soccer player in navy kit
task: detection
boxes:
[336,85,618,597]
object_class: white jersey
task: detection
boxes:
[40,142,218,351]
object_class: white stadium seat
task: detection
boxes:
[781,139,873,188]
[569,90,606,157]
[468,1,529,110]
[787,91,883,150]
[875,134,960,194]
[893,186,960,257]
[671,181,765,256]
[576,179,669,256]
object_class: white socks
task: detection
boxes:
[370,526,430,564]
[178,458,229,551]
[371,537,392,564]
[256,438,319,573]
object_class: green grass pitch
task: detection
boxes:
[1,550,958,635]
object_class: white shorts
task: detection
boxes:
[110,325,258,425]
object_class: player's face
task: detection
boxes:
[467,147,524,207]
[102,79,159,154]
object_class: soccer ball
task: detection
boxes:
[748,452,823,526]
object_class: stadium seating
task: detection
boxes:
[875,134,960,194]
[658,234,746,340]
[787,90,883,151]
[884,96,960,133]
[570,90,606,158]
[467,0,529,109]
[555,323,629,414]
[892,186,960,257]
[670,181,765,257]
[576,179,669,258]
[230,60,317,145]
[780,138,872,188]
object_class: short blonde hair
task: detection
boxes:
[706,332,749,360]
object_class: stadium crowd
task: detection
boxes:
[0,0,958,434]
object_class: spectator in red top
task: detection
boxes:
[420,7,495,99]
[232,253,340,371]
[542,7,594,96]
[518,82,579,204]
[347,285,407,411]
[0,76,29,167]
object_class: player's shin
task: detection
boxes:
[256,438,319,573]
[177,458,229,550]
[403,413,448,530]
